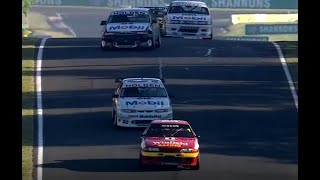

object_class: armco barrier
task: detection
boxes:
[215,36,269,41]
[34,0,298,9]
[232,14,298,24]
[245,24,298,35]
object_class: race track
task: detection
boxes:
[28,5,298,180]
[31,37,298,180]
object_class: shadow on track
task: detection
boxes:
[38,158,184,172]
[21,38,298,60]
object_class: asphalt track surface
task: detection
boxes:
[30,37,298,180]
[29,6,298,180]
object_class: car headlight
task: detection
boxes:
[155,109,170,113]
[141,141,146,149]
[121,109,136,113]
[198,21,211,25]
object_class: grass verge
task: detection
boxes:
[277,41,298,92]
[22,38,39,180]
[22,12,73,38]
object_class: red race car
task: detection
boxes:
[139,120,200,169]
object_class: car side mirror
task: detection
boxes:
[152,19,158,23]
[100,20,106,25]
[196,135,200,138]
[112,94,119,98]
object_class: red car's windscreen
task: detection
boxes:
[146,124,194,138]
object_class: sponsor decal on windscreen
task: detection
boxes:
[111,11,148,15]
[153,141,188,147]
[125,83,163,88]
[107,23,149,32]
[172,2,205,7]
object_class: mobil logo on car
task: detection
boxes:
[126,101,164,106]
[109,25,147,31]
[172,16,207,21]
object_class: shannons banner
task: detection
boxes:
[215,36,269,41]
[34,0,298,9]
[245,24,298,35]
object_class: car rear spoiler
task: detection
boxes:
[115,78,165,83]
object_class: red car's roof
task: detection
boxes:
[151,120,190,125]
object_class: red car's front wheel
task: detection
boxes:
[189,157,200,170]
[139,154,147,168]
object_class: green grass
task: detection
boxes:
[22,38,39,180]
[22,12,73,38]
[218,23,298,41]
[277,41,298,92]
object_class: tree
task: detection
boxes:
[22,0,35,17]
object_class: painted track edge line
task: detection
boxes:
[36,38,48,180]
[271,42,298,111]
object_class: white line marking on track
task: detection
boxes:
[272,42,298,111]
[158,58,163,79]
[205,48,214,57]
[36,38,48,180]
[56,13,77,37]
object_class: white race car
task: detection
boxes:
[162,1,213,39]
[112,78,174,128]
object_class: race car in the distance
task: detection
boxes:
[162,1,213,39]
[139,120,200,169]
[112,78,173,128]
[100,8,161,50]
[138,7,167,35]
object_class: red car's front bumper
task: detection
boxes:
[140,150,199,167]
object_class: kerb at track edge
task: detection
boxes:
[36,38,48,180]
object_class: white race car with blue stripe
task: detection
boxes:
[112,78,174,128]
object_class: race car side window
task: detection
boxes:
[148,10,156,23]
[142,125,151,136]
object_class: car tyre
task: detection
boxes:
[190,158,200,170]
[100,46,108,51]
[155,33,161,48]
[139,154,146,169]
[100,43,108,51]
[203,34,213,40]
[146,37,156,50]
[112,110,120,128]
